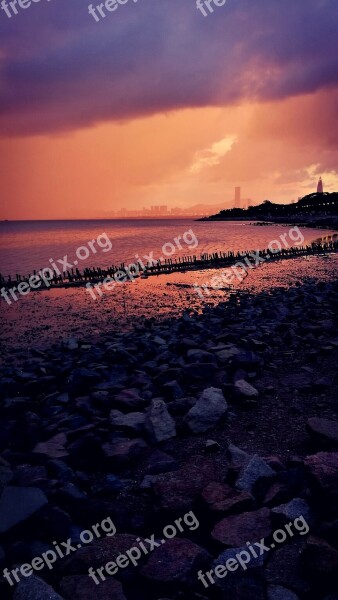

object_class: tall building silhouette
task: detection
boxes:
[234,187,241,208]
[317,177,324,194]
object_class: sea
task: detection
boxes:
[1,219,337,354]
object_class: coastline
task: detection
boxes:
[198,215,338,230]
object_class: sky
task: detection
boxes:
[0,0,337,219]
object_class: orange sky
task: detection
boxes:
[1,90,338,220]
[1,1,337,219]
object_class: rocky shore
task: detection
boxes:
[1,279,338,600]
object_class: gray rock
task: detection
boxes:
[212,507,272,546]
[0,486,48,533]
[110,409,146,433]
[33,433,68,459]
[272,498,312,524]
[267,585,300,600]
[227,443,251,470]
[14,575,65,600]
[102,438,148,465]
[146,399,176,442]
[141,537,210,584]
[146,450,178,474]
[184,387,227,433]
[187,349,216,363]
[236,455,275,493]
[216,346,241,363]
[307,418,338,446]
[212,543,265,585]
[234,379,259,398]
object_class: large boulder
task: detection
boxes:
[14,576,64,600]
[184,387,227,433]
[0,486,48,533]
[141,538,210,584]
[212,508,271,547]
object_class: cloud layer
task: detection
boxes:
[1,0,338,135]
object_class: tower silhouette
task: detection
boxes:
[317,177,323,194]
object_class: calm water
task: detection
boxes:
[0,219,333,277]
[1,219,337,355]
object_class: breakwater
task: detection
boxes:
[1,238,338,291]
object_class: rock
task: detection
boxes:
[232,351,262,368]
[227,443,251,470]
[272,498,312,525]
[281,373,312,391]
[141,538,210,584]
[304,536,338,575]
[167,397,196,416]
[0,486,48,533]
[264,483,293,507]
[184,387,227,433]
[307,418,338,446]
[267,585,300,600]
[205,439,221,453]
[102,438,148,467]
[65,337,78,350]
[212,543,265,583]
[234,380,259,398]
[155,459,218,510]
[62,534,144,574]
[145,450,178,475]
[183,362,217,381]
[140,474,158,490]
[145,399,176,442]
[187,349,216,363]
[67,433,105,470]
[216,346,241,363]
[312,376,332,390]
[13,575,64,600]
[153,369,183,386]
[162,380,184,400]
[60,575,127,599]
[236,455,275,495]
[153,336,167,346]
[212,508,271,546]
[110,410,146,433]
[14,465,47,486]
[304,452,338,505]
[33,433,69,459]
[265,541,309,595]
[68,368,101,397]
[112,389,147,410]
[201,482,253,513]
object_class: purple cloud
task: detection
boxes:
[0,0,337,135]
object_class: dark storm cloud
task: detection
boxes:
[0,0,337,135]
